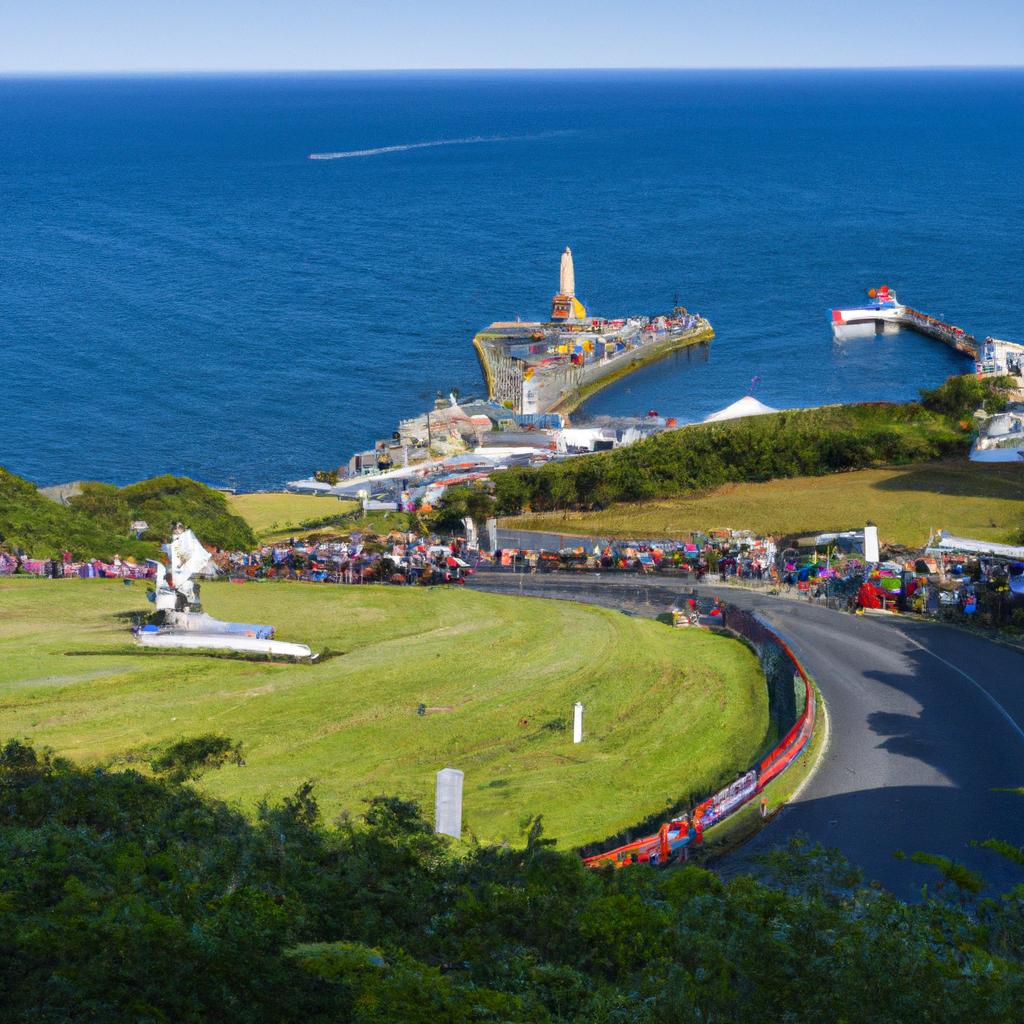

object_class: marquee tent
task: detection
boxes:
[702,396,779,423]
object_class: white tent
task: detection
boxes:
[703,396,779,423]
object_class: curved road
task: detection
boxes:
[468,571,1024,899]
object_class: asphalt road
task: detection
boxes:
[468,571,1024,899]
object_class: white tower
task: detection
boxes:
[559,246,575,297]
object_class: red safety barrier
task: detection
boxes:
[757,632,815,789]
[583,608,816,870]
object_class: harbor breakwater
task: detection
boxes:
[474,317,715,418]
[554,321,715,415]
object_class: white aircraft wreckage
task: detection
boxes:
[136,524,314,660]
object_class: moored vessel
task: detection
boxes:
[831,285,904,339]
[830,285,978,357]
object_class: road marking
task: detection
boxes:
[897,628,1024,748]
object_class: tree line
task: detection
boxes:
[2,738,1023,1023]
[493,400,972,515]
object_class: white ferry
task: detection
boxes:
[830,285,905,339]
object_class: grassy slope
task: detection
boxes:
[506,459,1024,547]
[70,476,256,552]
[231,497,416,546]
[0,579,766,849]
[227,493,357,537]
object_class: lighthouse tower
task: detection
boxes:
[551,246,587,321]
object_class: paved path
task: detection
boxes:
[468,571,1024,899]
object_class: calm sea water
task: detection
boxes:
[2,70,1022,490]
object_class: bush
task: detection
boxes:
[2,741,1024,1023]
[495,402,969,514]
[0,468,257,561]
[431,484,495,534]
[919,374,1015,420]
[150,734,245,783]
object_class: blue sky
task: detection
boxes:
[3,0,1022,73]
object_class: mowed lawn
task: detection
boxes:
[0,578,766,849]
[227,492,356,536]
[507,459,1023,547]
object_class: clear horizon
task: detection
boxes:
[4,1,1022,74]
[3,66,1024,78]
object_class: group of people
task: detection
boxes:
[489,531,780,580]
[0,531,477,588]
[213,533,476,586]
[0,551,155,580]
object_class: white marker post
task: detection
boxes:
[573,702,584,744]
[864,523,880,564]
[435,767,464,840]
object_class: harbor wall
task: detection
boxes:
[474,319,714,418]
[554,321,713,415]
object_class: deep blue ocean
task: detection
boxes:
[2,70,1022,490]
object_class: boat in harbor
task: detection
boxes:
[830,285,978,357]
[473,247,713,415]
[830,285,905,339]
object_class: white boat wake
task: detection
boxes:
[308,133,558,160]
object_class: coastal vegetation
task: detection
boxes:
[494,400,971,514]
[67,476,256,551]
[0,468,255,560]
[0,467,153,562]
[0,578,766,849]
[4,738,1023,1023]
[919,372,1016,420]
[506,459,1024,548]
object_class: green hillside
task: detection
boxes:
[0,467,152,561]
[68,476,256,551]
[507,459,1024,548]
[0,468,256,560]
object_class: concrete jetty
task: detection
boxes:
[474,247,714,416]
[831,286,977,359]
[897,305,977,358]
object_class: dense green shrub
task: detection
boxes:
[150,734,245,783]
[69,475,256,551]
[2,740,1023,1023]
[0,467,256,559]
[920,374,1015,420]
[495,402,970,513]
[431,484,496,534]
[0,467,153,561]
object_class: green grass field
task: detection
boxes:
[0,578,767,849]
[227,492,357,537]
[506,459,1023,548]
